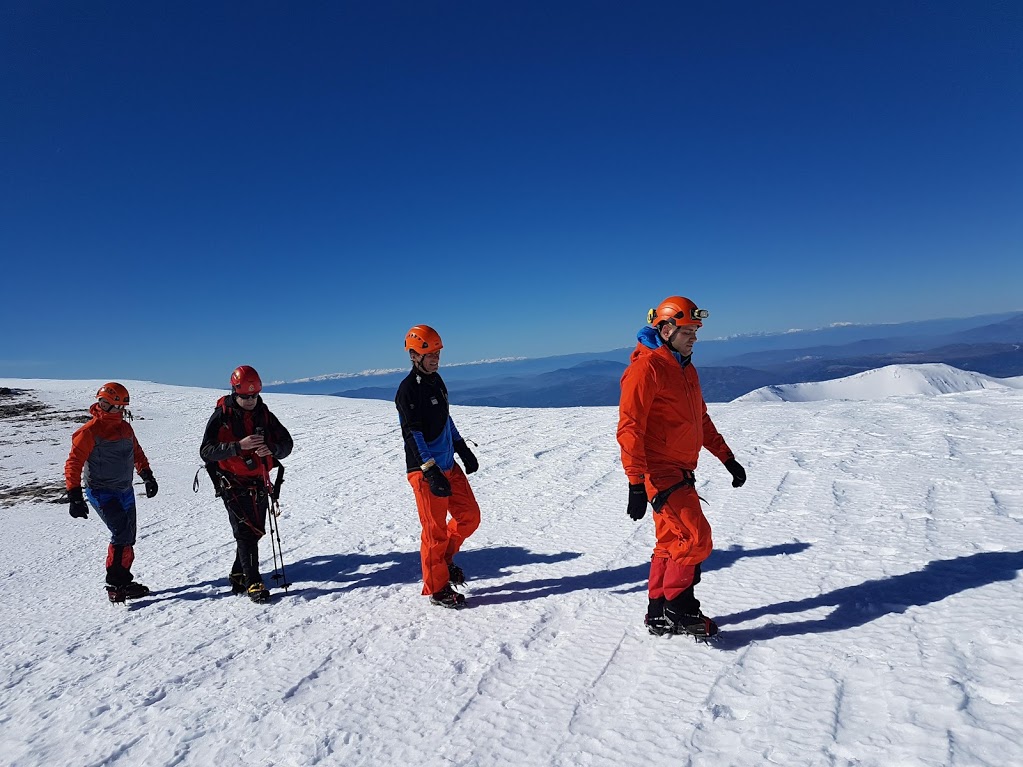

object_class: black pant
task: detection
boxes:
[222,484,268,587]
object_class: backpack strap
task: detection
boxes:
[193,462,230,497]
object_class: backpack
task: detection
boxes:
[193,398,286,504]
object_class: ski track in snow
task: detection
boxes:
[1,379,1022,767]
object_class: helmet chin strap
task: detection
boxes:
[664,325,693,361]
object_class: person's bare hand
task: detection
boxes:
[239,434,265,451]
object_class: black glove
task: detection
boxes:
[453,439,479,474]
[627,483,648,521]
[423,464,452,497]
[140,469,159,498]
[68,486,89,519]
[724,458,746,488]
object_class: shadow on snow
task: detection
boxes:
[460,541,811,606]
[715,550,1023,647]
[284,545,582,601]
[140,541,812,606]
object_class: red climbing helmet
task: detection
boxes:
[230,365,262,395]
[96,382,130,407]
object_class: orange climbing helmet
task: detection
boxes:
[405,325,443,354]
[647,296,709,329]
[230,365,263,394]
[96,382,130,407]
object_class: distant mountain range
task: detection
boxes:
[263,311,1023,406]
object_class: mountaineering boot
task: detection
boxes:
[106,581,150,604]
[448,562,465,588]
[229,572,247,595]
[247,581,271,603]
[645,614,671,636]
[664,605,719,640]
[122,581,151,599]
[430,585,466,609]
[645,596,669,636]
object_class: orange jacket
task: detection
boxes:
[617,337,733,486]
[65,403,151,490]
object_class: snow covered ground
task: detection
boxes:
[2,370,1022,767]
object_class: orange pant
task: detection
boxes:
[647,479,712,563]
[408,463,481,595]
[646,481,712,600]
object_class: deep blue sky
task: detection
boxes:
[2,1,1021,388]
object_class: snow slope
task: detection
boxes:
[735,362,1023,402]
[2,378,1022,767]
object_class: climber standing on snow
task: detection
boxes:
[395,325,481,609]
[617,296,747,638]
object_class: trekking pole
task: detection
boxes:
[266,496,290,591]
[256,430,290,591]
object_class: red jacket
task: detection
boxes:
[199,395,293,480]
[617,340,733,487]
[65,403,151,490]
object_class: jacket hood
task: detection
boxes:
[634,326,691,367]
[637,326,662,350]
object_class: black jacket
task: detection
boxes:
[395,368,457,473]
[199,394,293,477]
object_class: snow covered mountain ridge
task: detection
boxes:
[291,357,529,383]
[737,363,1023,402]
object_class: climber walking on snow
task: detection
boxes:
[65,382,159,603]
[617,296,747,638]
[395,325,481,609]
[200,365,293,603]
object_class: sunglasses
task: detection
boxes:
[235,393,259,400]
[99,400,126,411]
